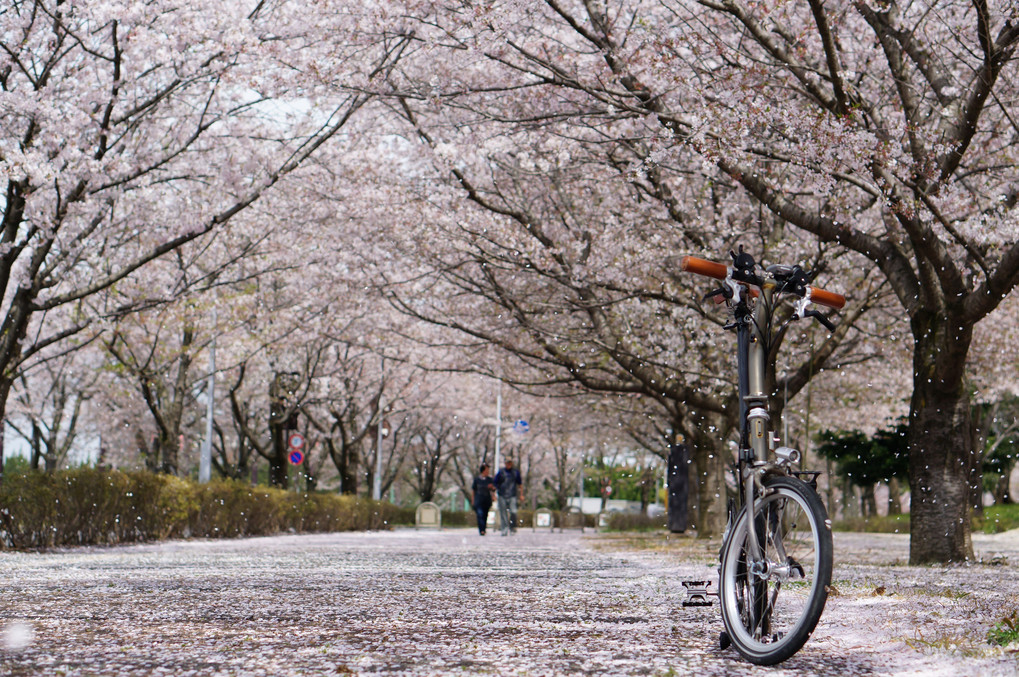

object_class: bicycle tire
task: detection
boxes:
[718,475,832,665]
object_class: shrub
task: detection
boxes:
[0,468,193,547]
[604,511,668,532]
[440,509,472,527]
[0,469,412,550]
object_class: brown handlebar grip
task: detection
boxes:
[807,286,846,309]
[680,256,728,280]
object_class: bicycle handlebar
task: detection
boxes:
[805,286,846,310]
[679,255,845,309]
[679,256,728,280]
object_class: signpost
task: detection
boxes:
[287,432,305,466]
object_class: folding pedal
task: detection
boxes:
[682,580,717,607]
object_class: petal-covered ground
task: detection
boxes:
[1,527,1018,676]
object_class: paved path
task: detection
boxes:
[1,528,1018,676]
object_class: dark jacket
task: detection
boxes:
[472,475,495,507]
[494,467,522,499]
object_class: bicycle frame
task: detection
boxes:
[732,280,773,563]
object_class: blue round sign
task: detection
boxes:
[289,450,304,465]
[512,419,529,434]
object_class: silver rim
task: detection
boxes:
[720,486,823,656]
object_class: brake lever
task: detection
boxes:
[792,297,836,332]
[703,288,728,304]
[805,309,836,332]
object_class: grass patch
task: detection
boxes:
[905,629,987,657]
[832,513,910,533]
[587,531,721,565]
[832,504,1019,535]
[987,611,1019,647]
[602,512,668,532]
[975,503,1019,534]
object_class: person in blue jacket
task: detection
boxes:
[494,458,523,536]
[470,463,496,535]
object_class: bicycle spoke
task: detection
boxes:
[719,477,832,664]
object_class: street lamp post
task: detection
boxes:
[373,391,384,502]
[198,309,216,483]
[373,358,386,502]
[493,381,502,470]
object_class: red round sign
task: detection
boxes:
[289,450,304,465]
[288,432,305,450]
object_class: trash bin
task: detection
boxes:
[667,443,689,533]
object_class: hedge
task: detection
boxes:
[449,509,599,530]
[0,468,413,550]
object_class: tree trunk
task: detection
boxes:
[339,445,358,495]
[267,373,292,489]
[639,465,654,514]
[43,444,57,473]
[303,452,317,492]
[327,437,360,496]
[0,378,11,484]
[687,409,728,538]
[667,442,689,533]
[268,415,288,489]
[842,478,856,519]
[160,434,182,477]
[994,474,1012,505]
[862,484,878,518]
[887,477,903,515]
[136,430,159,473]
[907,319,976,563]
[30,422,42,471]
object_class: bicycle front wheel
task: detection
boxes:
[719,475,832,665]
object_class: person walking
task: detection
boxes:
[494,458,523,536]
[471,463,496,535]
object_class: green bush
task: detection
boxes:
[0,469,412,550]
[0,468,193,547]
[603,511,668,532]
[460,508,598,530]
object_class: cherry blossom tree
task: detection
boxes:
[103,308,202,476]
[642,0,1019,563]
[370,0,1018,563]
[402,413,459,502]
[6,350,99,471]
[336,15,882,534]
[0,0,409,481]
[448,425,498,506]
[304,347,387,495]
